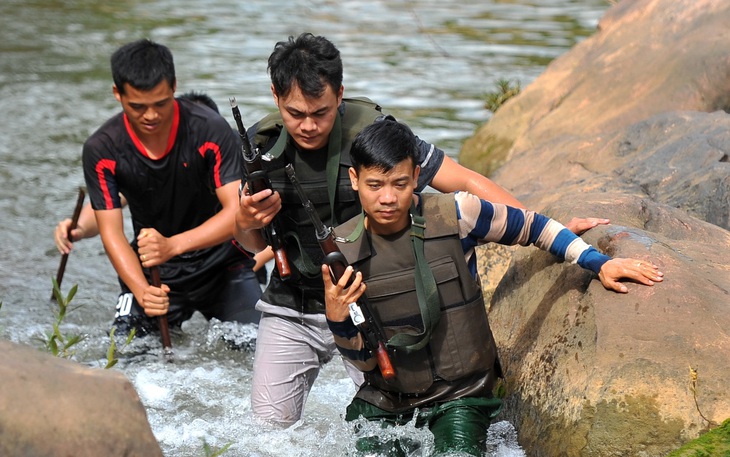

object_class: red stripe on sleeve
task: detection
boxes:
[198,141,223,187]
[95,158,117,209]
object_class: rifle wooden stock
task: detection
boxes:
[150,266,172,353]
[373,341,395,380]
[51,187,85,301]
[286,165,395,380]
[230,98,291,280]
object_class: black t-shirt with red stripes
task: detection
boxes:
[82,97,248,269]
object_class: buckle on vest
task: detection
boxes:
[410,215,426,239]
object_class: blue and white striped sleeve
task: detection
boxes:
[455,191,610,274]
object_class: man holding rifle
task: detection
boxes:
[76,39,261,339]
[321,119,663,456]
[234,32,610,426]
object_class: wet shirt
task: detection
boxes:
[82,98,242,260]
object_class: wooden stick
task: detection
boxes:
[51,187,85,301]
[150,266,173,353]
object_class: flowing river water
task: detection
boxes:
[0,0,608,455]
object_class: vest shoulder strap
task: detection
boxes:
[340,97,384,143]
[252,111,284,148]
[420,193,459,238]
[334,214,370,264]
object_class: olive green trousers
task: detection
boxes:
[345,396,502,456]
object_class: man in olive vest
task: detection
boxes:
[234,32,613,426]
[321,118,663,455]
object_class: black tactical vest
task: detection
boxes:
[336,193,500,412]
[251,98,385,313]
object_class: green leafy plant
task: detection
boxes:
[666,418,730,456]
[39,278,87,358]
[201,438,232,457]
[484,78,521,113]
[103,326,136,369]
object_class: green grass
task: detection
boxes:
[484,79,522,113]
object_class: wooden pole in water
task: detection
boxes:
[150,266,173,353]
[51,187,85,301]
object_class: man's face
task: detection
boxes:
[114,80,176,141]
[349,159,420,236]
[272,82,343,151]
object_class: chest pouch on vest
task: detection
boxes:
[384,204,441,352]
[274,164,359,278]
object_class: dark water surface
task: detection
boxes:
[0,1,607,455]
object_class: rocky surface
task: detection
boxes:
[0,339,163,457]
[461,0,730,186]
[460,0,730,455]
[489,194,729,456]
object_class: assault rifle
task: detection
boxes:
[285,164,395,380]
[229,98,291,280]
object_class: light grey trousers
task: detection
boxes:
[250,305,364,426]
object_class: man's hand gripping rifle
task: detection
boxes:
[230,98,291,280]
[285,164,395,381]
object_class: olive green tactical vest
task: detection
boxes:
[336,193,500,412]
[253,98,385,313]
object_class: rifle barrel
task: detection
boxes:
[229,97,255,161]
[230,97,292,280]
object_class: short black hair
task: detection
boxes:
[111,39,176,95]
[350,118,419,173]
[268,33,342,99]
[179,91,219,113]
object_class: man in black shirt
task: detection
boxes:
[78,39,261,336]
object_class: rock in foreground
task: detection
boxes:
[0,339,162,457]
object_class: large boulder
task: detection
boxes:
[489,110,730,232]
[0,339,163,457]
[458,0,730,455]
[489,193,730,456]
[460,0,730,179]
